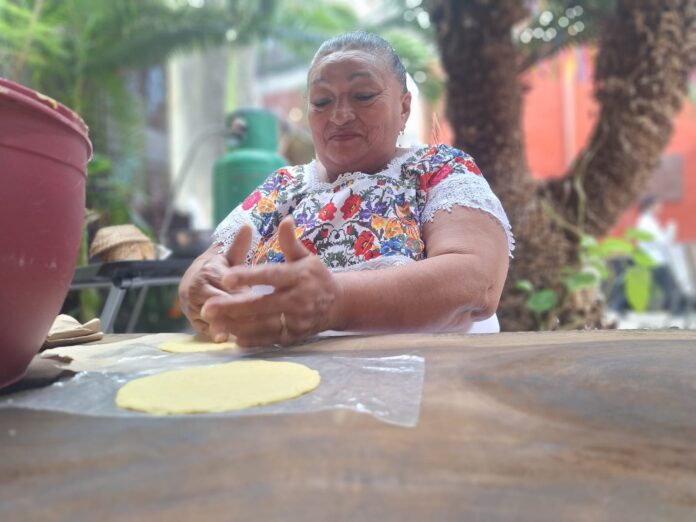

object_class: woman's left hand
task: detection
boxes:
[201,216,341,348]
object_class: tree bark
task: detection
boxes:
[430,0,696,331]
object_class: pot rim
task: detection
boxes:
[0,77,92,159]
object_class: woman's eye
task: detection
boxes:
[354,93,375,102]
[311,98,330,108]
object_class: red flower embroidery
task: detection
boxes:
[242,191,261,210]
[301,238,317,255]
[320,229,329,238]
[318,202,337,221]
[377,180,386,186]
[419,172,433,191]
[462,158,482,175]
[278,168,296,181]
[364,249,380,260]
[428,164,454,188]
[354,231,375,256]
[341,194,362,219]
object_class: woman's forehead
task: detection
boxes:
[308,49,391,85]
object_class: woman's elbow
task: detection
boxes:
[469,263,507,321]
[471,284,502,321]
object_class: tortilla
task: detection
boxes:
[115,360,321,415]
[158,337,238,353]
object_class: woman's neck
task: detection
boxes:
[317,147,412,183]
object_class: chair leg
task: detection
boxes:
[100,286,128,334]
[126,286,149,333]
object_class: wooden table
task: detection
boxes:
[1,330,695,521]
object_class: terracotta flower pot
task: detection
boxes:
[0,78,92,388]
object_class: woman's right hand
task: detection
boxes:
[178,225,252,340]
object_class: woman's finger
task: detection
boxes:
[214,312,284,339]
[192,318,210,336]
[278,216,310,262]
[222,262,302,291]
[202,290,292,322]
[187,283,230,317]
[224,224,253,266]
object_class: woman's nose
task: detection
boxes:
[329,100,355,126]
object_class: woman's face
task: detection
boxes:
[307,49,411,178]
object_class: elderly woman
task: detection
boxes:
[179,31,514,347]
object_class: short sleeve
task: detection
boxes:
[419,146,515,256]
[212,167,297,259]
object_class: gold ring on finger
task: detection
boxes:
[279,312,288,340]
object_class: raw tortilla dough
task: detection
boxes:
[115,360,321,415]
[158,337,238,353]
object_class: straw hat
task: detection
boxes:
[90,224,155,262]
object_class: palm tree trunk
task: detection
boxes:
[430,0,696,330]
[430,0,574,330]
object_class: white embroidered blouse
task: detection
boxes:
[213,144,514,333]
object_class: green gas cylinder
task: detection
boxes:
[212,108,287,225]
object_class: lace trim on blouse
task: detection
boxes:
[423,174,515,256]
[212,210,260,263]
[306,145,421,190]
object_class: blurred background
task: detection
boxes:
[2,0,695,332]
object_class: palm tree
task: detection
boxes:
[1,0,278,208]
[429,0,696,330]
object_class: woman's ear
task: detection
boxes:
[401,91,412,128]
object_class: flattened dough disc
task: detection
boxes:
[158,337,238,353]
[115,360,320,415]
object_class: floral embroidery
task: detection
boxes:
[355,230,375,256]
[302,238,317,254]
[318,202,337,221]
[257,197,276,214]
[213,144,514,269]
[341,194,362,219]
[242,191,261,211]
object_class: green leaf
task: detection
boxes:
[624,227,654,241]
[560,266,575,277]
[526,290,558,314]
[564,272,598,291]
[586,259,609,280]
[516,279,534,293]
[631,249,657,268]
[599,238,634,257]
[87,154,112,176]
[625,266,652,312]
[580,234,599,249]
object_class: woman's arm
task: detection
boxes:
[331,206,509,332]
[201,208,509,346]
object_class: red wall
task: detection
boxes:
[523,49,696,240]
[441,48,696,241]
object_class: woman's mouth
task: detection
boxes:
[329,133,360,141]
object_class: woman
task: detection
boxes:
[179,32,514,347]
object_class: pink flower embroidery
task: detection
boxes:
[242,191,261,210]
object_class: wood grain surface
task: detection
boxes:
[1,330,695,521]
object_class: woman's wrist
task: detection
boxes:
[326,273,348,332]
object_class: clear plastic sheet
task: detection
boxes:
[0,335,425,427]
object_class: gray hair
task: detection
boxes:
[309,31,408,93]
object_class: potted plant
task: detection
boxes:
[0,78,92,387]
